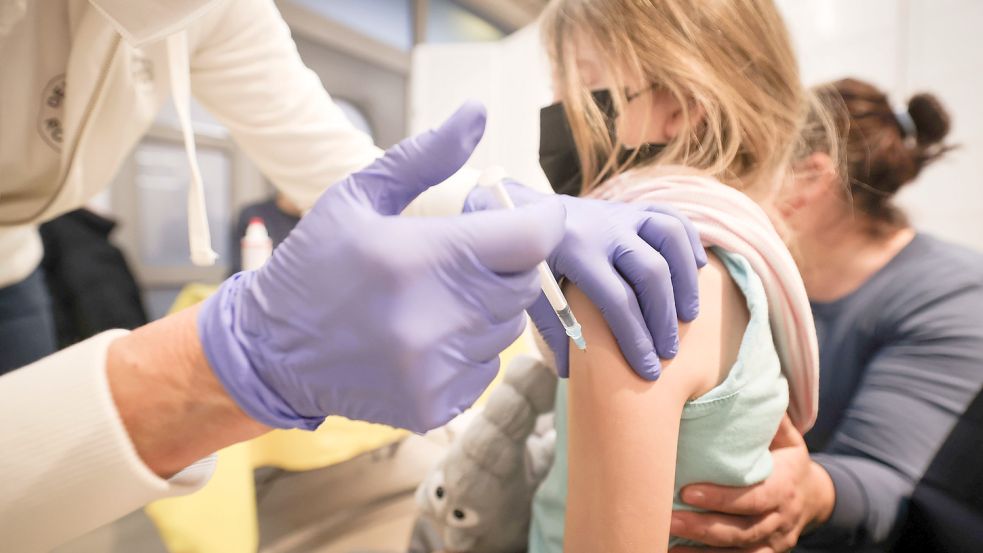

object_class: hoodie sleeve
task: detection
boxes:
[0,331,215,552]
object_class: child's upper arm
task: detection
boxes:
[562,254,748,553]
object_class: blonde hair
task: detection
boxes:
[540,0,808,199]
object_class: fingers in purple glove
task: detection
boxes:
[642,204,708,267]
[413,354,502,433]
[527,293,572,376]
[637,212,701,323]
[348,100,487,216]
[613,235,680,359]
[463,182,708,381]
[463,314,529,362]
[571,264,662,380]
[466,269,542,324]
[454,197,567,274]
[200,100,574,434]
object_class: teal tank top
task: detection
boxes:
[529,249,790,551]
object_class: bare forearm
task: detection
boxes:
[106,304,269,478]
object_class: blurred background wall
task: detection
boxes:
[98,0,982,320]
[779,0,983,257]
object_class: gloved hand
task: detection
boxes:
[465,182,706,380]
[198,101,566,433]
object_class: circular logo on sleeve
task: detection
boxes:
[37,74,66,151]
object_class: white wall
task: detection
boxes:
[776,0,983,251]
[410,25,553,193]
[412,1,983,250]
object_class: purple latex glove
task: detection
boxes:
[465,182,707,380]
[198,102,566,433]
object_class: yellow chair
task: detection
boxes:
[144,284,529,552]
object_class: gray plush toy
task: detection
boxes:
[415,354,558,553]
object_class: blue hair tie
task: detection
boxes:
[896,110,917,138]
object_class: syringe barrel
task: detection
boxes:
[555,305,579,330]
[537,263,568,311]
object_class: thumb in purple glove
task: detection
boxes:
[198,101,566,433]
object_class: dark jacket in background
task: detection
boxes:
[893,387,983,553]
[39,209,147,348]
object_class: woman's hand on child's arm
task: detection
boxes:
[668,416,835,553]
[563,254,746,553]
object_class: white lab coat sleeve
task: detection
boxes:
[0,331,216,552]
[185,0,382,212]
[185,0,475,217]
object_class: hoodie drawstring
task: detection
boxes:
[166,32,217,267]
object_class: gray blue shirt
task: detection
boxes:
[800,234,983,551]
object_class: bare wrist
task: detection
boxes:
[806,460,836,528]
[107,304,269,478]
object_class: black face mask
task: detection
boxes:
[539,89,666,196]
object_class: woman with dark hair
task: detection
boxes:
[670,78,983,552]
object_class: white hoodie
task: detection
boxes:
[0,1,472,549]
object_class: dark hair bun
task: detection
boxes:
[908,93,951,146]
[818,78,958,231]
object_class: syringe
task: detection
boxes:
[478,167,587,351]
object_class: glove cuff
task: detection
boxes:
[197,272,323,430]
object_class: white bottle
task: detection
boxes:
[241,217,273,271]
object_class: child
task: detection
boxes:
[529,1,826,551]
